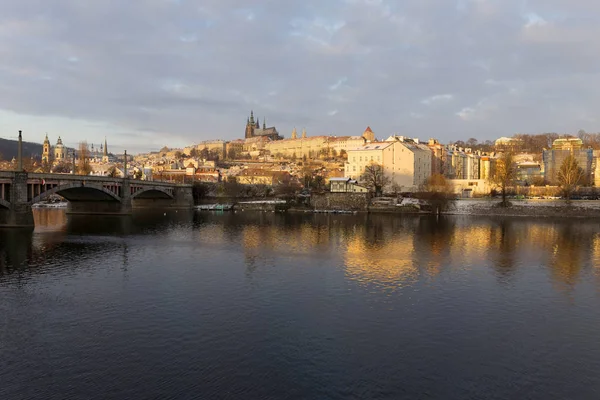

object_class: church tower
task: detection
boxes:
[245,111,256,139]
[42,134,51,163]
[102,137,109,163]
[301,128,307,139]
[54,136,65,160]
[362,126,375,142]
[291,127,297,140]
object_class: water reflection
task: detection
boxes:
[2,210,600,294]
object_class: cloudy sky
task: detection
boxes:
[1,0,599,153]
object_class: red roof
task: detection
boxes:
[365,126,373,132]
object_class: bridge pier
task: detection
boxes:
[0,172,34,228]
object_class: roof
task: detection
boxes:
[329,177,352,182]
[348,142,393,151]
[364,126,373,132]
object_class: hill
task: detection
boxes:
[0,137,43,161]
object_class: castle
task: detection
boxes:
[244,111,282,141]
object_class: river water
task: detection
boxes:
[2,209,600,399]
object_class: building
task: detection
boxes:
[344,136,432,192]
[427,139,447,176]
[244,111,282,141]
[543,138,593,184]
[194,140,227,159]
[516,162,543,185]
[226,139,245,159]
[42,134,51,163]
[54,137,66,161]
[265,128,369,160]
[329,178,368,193]
[495,136,523,149]
[236,169,291,185]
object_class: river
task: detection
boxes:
[2,209,600,399]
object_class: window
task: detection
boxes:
[359,156,362,162]
[353,166,356,172]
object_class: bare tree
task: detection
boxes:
[41,158,52,173]
[491,152,517,207]
[360,163,390,196]
[187,148,198,158]
[417,174,455,215]
[52,161,72,174]
[558,154,584,203]
[77,141,92,175]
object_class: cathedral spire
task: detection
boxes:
[263,117,266,129]
[291,127,297,140]
[103,137,108,156]
[249,110,255,125]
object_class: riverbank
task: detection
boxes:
[447,199,600,218]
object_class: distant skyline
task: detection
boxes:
[1,0,600,153]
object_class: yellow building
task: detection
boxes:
[236,169,291,185]
[345,136,432,192]
[264,127,368,160]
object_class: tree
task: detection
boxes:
[189,148,199,158]
[311,175,325,192]
[466,138,478,148]
[41,158,52,173]
[77,142,92,175]
[339,149,347,159]
[491,152,517,207]
[52,161,72,174]
[360,163,390,196]
[174,150,183,159]
[107,165,118,177]
[417,174,455,215]
[134,170,143,180]
[200,147,209,160]
[558,154,584,203]
[227,148,238,160]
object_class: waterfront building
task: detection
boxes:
[329,177,368,193]
[344,136,432,192]
[427,139,447,176]
[543,137,593,184]
[516,162,543,185]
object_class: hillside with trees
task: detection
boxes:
[0,137,43,161]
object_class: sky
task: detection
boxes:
[1,0,600,154]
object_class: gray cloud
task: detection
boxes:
[1,0,600,151]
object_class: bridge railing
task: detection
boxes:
[26,173,191,187]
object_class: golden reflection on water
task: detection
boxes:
[33,208,68,231]
[344,233,418,290]
[9,211,600,295]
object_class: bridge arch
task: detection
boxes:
[30,182,121,204]
[131,187,174,200]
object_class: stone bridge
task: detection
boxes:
[0,171,193,227]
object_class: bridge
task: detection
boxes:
[0,171,194,228]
